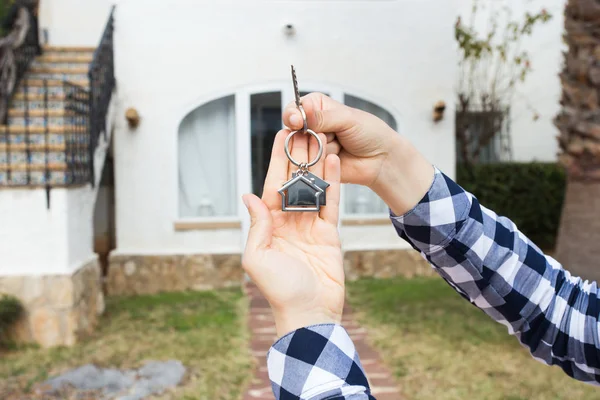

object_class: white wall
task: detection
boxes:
[39,0,114,46]
[458,0,565,162]
[109,0,458,255]
[0,101,115,277]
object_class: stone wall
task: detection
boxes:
[107,254,244,296]
[0,259,104,348]
[344,249,436,280]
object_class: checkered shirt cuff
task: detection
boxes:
[390,167,471,255]
[267,324,373,399]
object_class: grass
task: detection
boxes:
[347,276,600,400]
[0,288,252,400]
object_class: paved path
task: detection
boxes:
[243,283,402,400]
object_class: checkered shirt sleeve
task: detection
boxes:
[391,167,600,385]
[267,324,374,399]
[266,167,600,398]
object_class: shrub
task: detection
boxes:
[456,163,566,250]
[0,294,23,342]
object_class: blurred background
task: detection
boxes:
[0,0,598,399]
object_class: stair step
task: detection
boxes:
[36,55,93,64]
[0,170,72,186]
[0,143,67,152]
[31,66,89,75]
[0,126,73,134]
[0,163,68,171]
[9,109,69,117]
[42,46,96,53]
[0,134,88,148]
[20,79,89,87]
[32,62,90,71]
[7,116,74,126]
[28,74,89,82]
[13,93,66,101]
[10,100,65,111]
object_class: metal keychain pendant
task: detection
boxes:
[278,66,330,212]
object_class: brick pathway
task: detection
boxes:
[243,283,402,400]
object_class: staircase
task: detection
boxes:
[0,46,96,186]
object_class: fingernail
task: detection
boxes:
[290,113,301,127]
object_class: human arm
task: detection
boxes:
[242,129,374,399]
[284,93,600,384]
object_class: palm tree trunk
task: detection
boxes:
[554,0,600,281]
[555,182,600,281]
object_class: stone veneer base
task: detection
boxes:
[107,254,244,296]
[107,250,434,297]
[343,249,436,280]
[0,259,104,348]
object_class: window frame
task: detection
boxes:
[172,83,400,232]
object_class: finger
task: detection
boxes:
[325,133,336,143]
[289,131,308,179]
[262,129,291,208]
[320,154,341,225]
[283,92,355,134]
[242,194,273,253]
[326,139,341,156]
[308,132,327,178]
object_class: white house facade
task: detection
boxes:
[0,0,565,346]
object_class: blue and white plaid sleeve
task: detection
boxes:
[267,324,374,399]
[391,167,600,384]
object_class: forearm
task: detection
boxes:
[389,167,600,383]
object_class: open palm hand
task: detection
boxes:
[242,129,344,337]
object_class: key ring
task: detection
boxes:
[284,129,323,168]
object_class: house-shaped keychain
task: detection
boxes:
[279,172,330,212]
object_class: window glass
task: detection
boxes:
[178,95,236,217]
[344,94,397,215]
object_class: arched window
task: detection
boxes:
[344,94,397,215]
[176,89,397,221]
[178,95,236,218]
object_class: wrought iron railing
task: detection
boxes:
[64,81,91,184]
[88,5,115,185]
[0,5,115,204]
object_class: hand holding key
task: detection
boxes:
[283,92,434,216]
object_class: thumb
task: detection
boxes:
[242,194,273,251]
[284,93,356,134]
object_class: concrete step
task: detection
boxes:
[16,80,89,97]
[0,170,70,185]
[0,143,68,152]
[0,125,79,134]
[7,116,75,126]
[7,109,82,126]
[42,46,96,54]
[30,66,88,75]
[0,162,68,171]
[27,73,89,82]
[9,109,69,117]
[19,79,89,88]
[9,99,66,111]
[35,54,93,64]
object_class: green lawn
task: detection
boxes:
[348,277,600,400]
[0,288,252,400]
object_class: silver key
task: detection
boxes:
[278,66,329,212]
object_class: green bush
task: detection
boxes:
[456,163,566,250]
[0,294,23,342]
